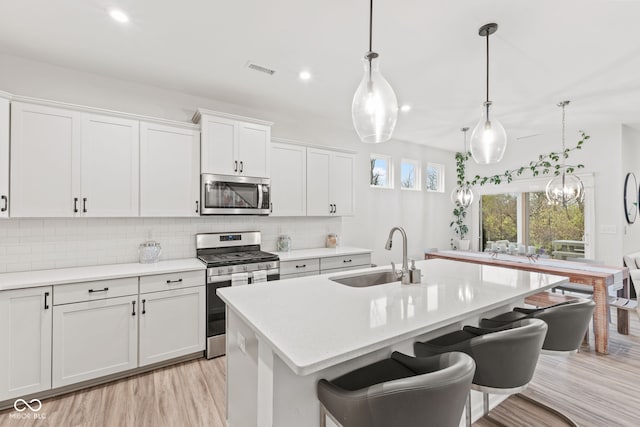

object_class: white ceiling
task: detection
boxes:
[1,0,640,150]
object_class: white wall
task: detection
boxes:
[621,125,640,256]
[466,124,624,266]
[0,53,456,271]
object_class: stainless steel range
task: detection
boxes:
[197,231,279,359]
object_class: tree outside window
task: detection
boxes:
[370,154,393,188]
[401,159,420,190]
[425,163,444,192]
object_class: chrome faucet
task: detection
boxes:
[385,226,411,285]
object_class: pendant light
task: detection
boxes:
[451,127,474,207]
[352,0,398,143]
[470,23,507,165]
[545,101,584,206]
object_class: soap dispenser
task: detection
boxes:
[409,259,422,284]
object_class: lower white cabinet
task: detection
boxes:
[52,295,138,388]
[139,286,205,367]
[0,287,52,401]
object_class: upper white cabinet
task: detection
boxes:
[81,114,139,217]
[10,102,82,217]
[270,142,307,216]
[0,286,52,401]
[194,109,272,178]
[307,148,355,216]
[0,95,9,218]
[11,102,139,217]
[140,122,200,216]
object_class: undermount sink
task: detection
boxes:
[330,270,400,288]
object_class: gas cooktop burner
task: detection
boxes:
[198,250,279,267]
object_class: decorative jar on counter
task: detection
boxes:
[326,233,339,248]
[277,235,292,252]
[139,241,162,264]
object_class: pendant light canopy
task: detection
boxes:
[470,23,508,165]
[545,101,584,206]
[352,0,398,143]
[451,127,474,207]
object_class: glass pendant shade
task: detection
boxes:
[545,172,584,206]
[352,55,398,143]
[451,186,474,208]
[470,102,507,165]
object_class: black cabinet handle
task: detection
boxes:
[295,264,306,269]
[82,198,87,213]
[142,299,146,315]
[240,161,244,173]
[343,259,352,263]
[44,292,50,310]
[270,203,273,213]
[166,278,183,284]
[195,200,199,213]
[1,195,7,212]
[131,301,136,316]
[334,204,337,214]
[234,161,238,172]
[74,197,79,213]
[88,287,109,293]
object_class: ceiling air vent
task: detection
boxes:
[245,61,276,76]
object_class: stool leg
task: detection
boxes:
[465,392,472,427]
[483,392,490,415]
[320,404,327,427]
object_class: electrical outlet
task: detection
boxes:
[237,332,246,354]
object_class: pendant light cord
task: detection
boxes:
[369,0,373,53]
[486,32,490,103]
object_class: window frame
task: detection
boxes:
[400,158,421,191]
[370,154,394,189]
[425,162,445,193]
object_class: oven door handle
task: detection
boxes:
[257,184,264,210]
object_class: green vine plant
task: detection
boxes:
[450,131,589,245]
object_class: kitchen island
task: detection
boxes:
[217,259,569,427]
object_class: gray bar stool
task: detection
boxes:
[316,351,475,427]
[479,298,595,353]
[414,318,547,426]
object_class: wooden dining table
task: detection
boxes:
[424,250,630,355]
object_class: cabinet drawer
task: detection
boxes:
[54,278,138,305]
[280,271,319,280]
[139,270,204,294]
[280,258,320,276]
[320,253,371,271]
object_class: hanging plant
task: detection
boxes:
[450,130,589,242]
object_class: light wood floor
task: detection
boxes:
[1,313,639,427]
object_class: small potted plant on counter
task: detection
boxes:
[450,201,470,250]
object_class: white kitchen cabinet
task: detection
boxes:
[0,95,9,218]
[140,122,200,216]
[10,102,81,217]
[307,148,355,216]
[11,102,140,218]
[139,285,205,367]
[195,109,272,178]
[52,295,138,387]
[270,142,307,216]
[0,287,52,401]
[81,114,139,217]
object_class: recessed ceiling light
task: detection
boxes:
[400,104,411,112]
[109,9,129,24]
[299,71,312,81]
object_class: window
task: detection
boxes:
[425,163,444,192]
[370,154,393,188]
[400,159,421,190]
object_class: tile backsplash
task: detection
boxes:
[0,216,342,273]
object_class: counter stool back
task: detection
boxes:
[316,351,475,427]
[414,318,548,426]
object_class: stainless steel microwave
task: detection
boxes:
[200,174,271,215]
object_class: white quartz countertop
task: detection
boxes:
[0,259,205,291]
[273,246,372,261]
[218,258,568,376]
